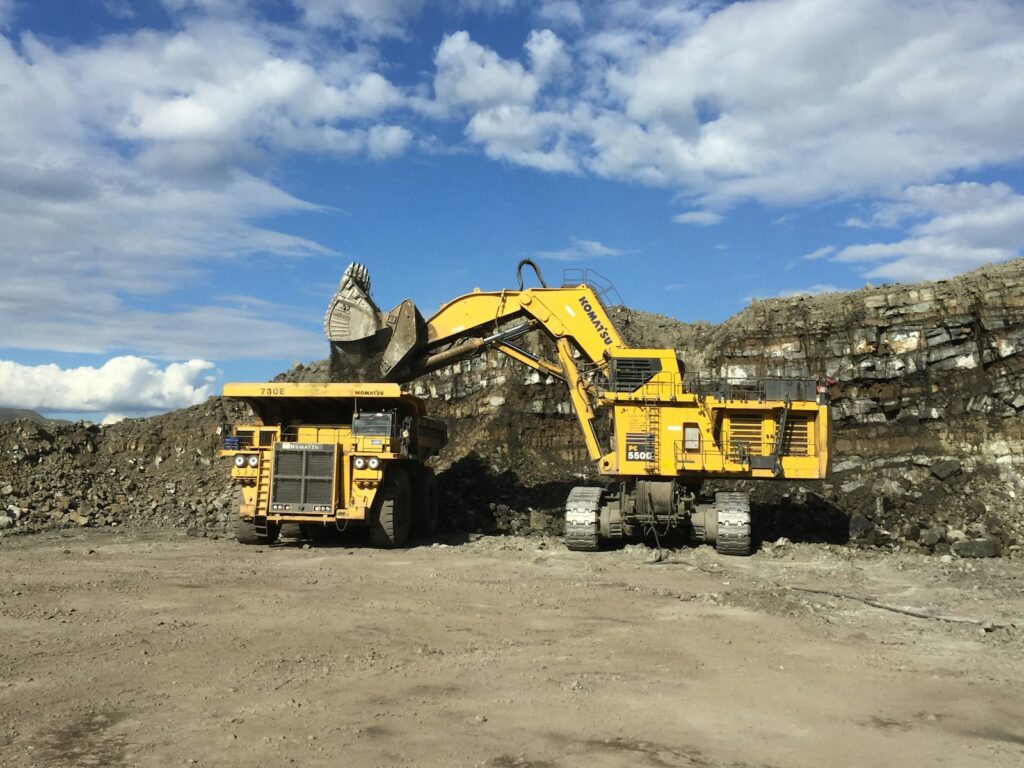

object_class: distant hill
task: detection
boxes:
[0,408,69,425]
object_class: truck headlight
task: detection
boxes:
[353,456,366,469]
[368,457,380,470]
[247,455,259,468]
[233,455,246,468]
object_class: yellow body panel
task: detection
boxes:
[223,382,401,399]
[607,400,828,480]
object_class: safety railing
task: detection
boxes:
[608,371,822,403]
[674,436,813,470]
[562,268,624,308]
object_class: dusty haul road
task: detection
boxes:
[1,531,1022,768]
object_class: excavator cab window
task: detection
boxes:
[352,411,395,437]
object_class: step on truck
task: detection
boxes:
[219,382,447,548]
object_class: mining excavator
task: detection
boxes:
[324,260,832,555]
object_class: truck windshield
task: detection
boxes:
[352,412,393,436]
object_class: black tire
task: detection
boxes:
[410,466,439,539]
[299,523,335,544]
[369,466,411,548]
[235,516,280,545]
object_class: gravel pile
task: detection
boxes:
[0,399,249,539]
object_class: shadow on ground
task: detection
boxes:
[270,453,850,551]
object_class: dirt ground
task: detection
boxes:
[1,530,1022,768]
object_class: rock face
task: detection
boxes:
[3,259,1022,557]
[280,258,1024,554]
[699,259,1024,555]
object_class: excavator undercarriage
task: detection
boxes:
[323,260,832,556]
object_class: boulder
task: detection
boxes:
[952,538,1001,558]
[930,459,962,480]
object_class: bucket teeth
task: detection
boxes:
[323,262,383,342]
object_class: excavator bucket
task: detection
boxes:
[323,262,383,343]
[323,262,426,382]
[379,299,426,378]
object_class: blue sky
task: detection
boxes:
[1,0,1023,420]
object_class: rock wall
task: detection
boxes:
[697,259,1024,554]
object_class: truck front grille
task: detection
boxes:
[271,443,336,508]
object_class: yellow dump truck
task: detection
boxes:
[219,382,446,547]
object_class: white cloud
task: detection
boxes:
[292,0,424,37]
[457,0,519,13]
[161,0,251,13]
[0,18,408,364]
[534,237,633,261]
[413,2,1024,288]
[775,284,841,298]
[832,182,1024,281]
[431,1,1024,216]
[537,1,583,28]
[103,28,404,147]
[600,0,1024,205]
[0,357,217,414]
[801,245,836,261]
[2,299,327,362]
[784,243,836,270]
[466,105,578,171]
[525,29,571,84]
[434,31,539,112]
[366,124,413,159]
[602,1,707,37]
[673,210,722,226]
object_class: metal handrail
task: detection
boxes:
[606,371,821,403]
[674,437,813,468]
[562,268,624,307]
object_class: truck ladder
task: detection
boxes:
[253,455,274,535]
